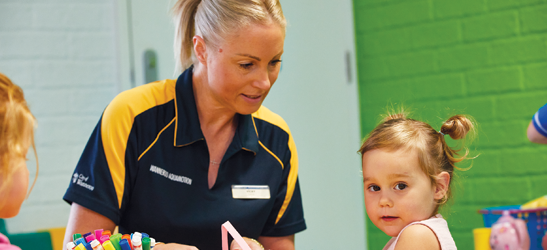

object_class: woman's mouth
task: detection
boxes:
[242,94,261,99]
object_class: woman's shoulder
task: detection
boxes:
[394,224,440,250]
[104,79,177,120]
[252,106,290,133]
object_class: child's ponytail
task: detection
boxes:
[440,115,474,140]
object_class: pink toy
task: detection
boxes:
[490,210,530,250]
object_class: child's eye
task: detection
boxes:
[368,185,380,192]
[394,183,407,190]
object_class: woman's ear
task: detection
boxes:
[193,35,208,65]
[434,172,450,201]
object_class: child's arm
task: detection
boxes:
[394,224,441,250]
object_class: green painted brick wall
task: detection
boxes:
[352,0,547,249]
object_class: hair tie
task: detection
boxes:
[439,131,445,136]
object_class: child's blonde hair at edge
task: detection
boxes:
[359,110,476,214]
[0,72,38,208]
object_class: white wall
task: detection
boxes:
[0,2,366,249]
[0,0,119,232]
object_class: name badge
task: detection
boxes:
[232,185,270,199]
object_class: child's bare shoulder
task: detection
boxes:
[394,224,440,250]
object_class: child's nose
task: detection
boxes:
[379,194,393,207]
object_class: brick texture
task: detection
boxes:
[353,0,547,248]
[0,0,117,233]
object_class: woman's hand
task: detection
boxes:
[230,237,264,250]
[153,243,199,250]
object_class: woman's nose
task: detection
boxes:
[253,70,271,90]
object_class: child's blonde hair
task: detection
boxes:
[0,73,37,205]
[359,111,475,212]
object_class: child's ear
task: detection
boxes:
[434,172,450,200]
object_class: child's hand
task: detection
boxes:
[230,237,264,250]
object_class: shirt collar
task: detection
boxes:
[174,67,259,154]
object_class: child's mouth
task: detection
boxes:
[381,216,398,222]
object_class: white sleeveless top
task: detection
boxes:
[382,214,457,250]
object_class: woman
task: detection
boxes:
[62,0,306,249]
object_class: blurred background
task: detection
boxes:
[0,0,546,249]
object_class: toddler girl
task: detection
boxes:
[0,73,37,250]
[359,112,475,250]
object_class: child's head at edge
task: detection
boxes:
[0,72,38,218]
[359,110,476,235]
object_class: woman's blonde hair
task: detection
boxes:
[359,111,476,213]
[0,73,38,203]
[172,0,287,72]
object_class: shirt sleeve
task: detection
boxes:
[260,133,307,237]
[62,115,123,224]
[63,90,139,225]
[532,103,547,138]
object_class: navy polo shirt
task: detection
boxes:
[63,68,306,249]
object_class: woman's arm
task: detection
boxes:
[63,203,116,247]
[258,235,295,250]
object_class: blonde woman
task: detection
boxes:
[63,0,305,249]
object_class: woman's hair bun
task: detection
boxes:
[440,115,474,140]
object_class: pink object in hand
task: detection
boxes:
[489,210,530,250]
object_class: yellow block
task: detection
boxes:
[47,227,66,250]
[473,228,492,250]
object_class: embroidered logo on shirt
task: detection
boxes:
[150,165,192,185]
[72,172,95,191]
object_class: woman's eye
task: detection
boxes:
[394,183,407,190]
[240,63,253,69]
[368,185,380,192]
[269,60,282,67]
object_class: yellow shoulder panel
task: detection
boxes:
[252,106,299,224]
[101,79,176,209]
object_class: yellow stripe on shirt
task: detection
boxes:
[101,79,177,209]
[252,106,299,225]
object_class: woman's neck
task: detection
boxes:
[192,65,237,136]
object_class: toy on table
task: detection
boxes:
[489,210,530,250]
[66,230,155,250]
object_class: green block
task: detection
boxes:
[452,231,475,250]
[358,56,390,81]
[475,121,528,148]
[9,231,53,250]
[361,79,414,105]
[523,63,547,90]
[444,205,485,230]
[462,12,518,42]
[443,97,495,121]
[385,50,436,77]
[521,5,547,33]
[438,44,489,71]
[433,0,486,18]
[356,0,430,31]
[470,177,531,204]
[359,28,412,56]
[411,74,465,101]
[487,0,542,10]
[529,175,547,198]
[469,149,501,177]
[496,92,547,120]
[411,20,461,49]
[500,147,547,175]
[489,37,547,65]
[466,67,522,95]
